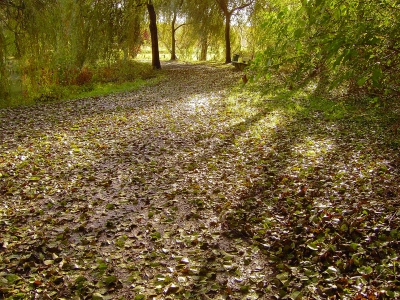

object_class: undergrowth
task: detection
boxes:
[0,60,160,109]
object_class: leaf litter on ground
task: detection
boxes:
[0,61,399,299]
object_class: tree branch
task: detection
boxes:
[215,0,229,14]
[230,0,254,14]
[174,23,189,32]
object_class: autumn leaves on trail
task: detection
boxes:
[1,63,400,299]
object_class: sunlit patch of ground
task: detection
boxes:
[0,62,399,299]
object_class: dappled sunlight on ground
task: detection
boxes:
[184,93,215,113]
[292,137,336,159]
[0,62,399,299]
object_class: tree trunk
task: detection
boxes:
[171,12,177,60]
[224,13,232,64]
[147,2,161,69]
[215,0,253,64]
[200,36,208,61]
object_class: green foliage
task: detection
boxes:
[0,60,157,107]
[0,0,145,106]
[251,0,400,99]
[0,0,259,106]
[185,0,225,60]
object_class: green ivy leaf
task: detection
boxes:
[103,275,118,285]
[357,76,368,86]
[307,243,319,251]
[357,265,373,275]
[6,274,20,284]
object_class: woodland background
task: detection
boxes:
[0,0,399,107]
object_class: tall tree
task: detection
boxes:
[147,0,161,69]
[169,0,186,60]
[186,0,223,61]
[0,0,147,102]
[215,0,254,63]
[158,0,191,61]
[120,1,143,60]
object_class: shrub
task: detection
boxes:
[76,67,93,86]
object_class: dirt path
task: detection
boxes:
[1,62,400,300]
[1,63,274,299]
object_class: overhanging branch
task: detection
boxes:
[174,23,189,32]
[230,0,254,14]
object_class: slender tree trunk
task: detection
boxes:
[215,0,253,64]
[200,36,208,61]
[224,13,232,64]
[147,2,161,69]
[171,12,177,60]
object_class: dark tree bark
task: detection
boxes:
[170,20,187,61]
[147,2,161,69]
[170,0,185,61]
[200,36,208,61]
[215,0,253,64]
[224,13,232,63]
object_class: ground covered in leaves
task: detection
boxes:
[1,62,400,299]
